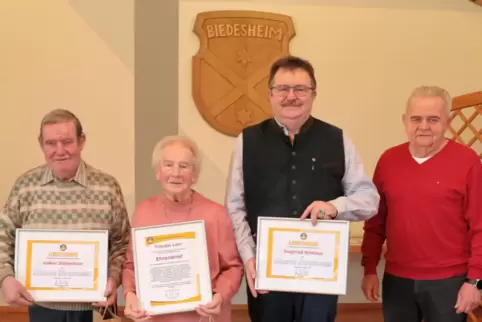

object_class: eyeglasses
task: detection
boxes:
[270,85,315,98]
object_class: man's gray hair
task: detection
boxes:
[406,86,452,116]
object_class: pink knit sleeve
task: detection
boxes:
[121,205,144,297]
[212,207,244,302]
[122,235,136,297]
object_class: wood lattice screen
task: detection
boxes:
[447,91,482,159]
[446,92,481,322]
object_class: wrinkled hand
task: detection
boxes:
[92,277,117,308]
[455,282,481,314]
[361,275,380,302]
[1,276,34,307]
[196,293,223,317]
[245,258,268,298]
[300,201,338,226]
[124,292,151,322]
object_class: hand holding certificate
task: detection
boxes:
[132,220,212,316]
[14,229,109,303]
[255,217,350,295]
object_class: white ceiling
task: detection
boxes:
[183,0,482,12]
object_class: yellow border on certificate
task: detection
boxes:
[266,227,340,282]
[25,240,99,291]
[150,274,202,306]
[145,232,196,246]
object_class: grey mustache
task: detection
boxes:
[282,100,302,107]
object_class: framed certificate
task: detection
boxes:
[14,229,109,302]
[255,217,350,295]
[132,220,212,316]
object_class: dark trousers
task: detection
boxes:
[382,272,467,322]
[28,305,93,322]
[247,285,338,322]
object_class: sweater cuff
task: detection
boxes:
[0,267,14,287]
[213,277,235,303]
[108,268,122,288]
[363,264,378,276]
[124,289,136,298]
[467,267,482,280]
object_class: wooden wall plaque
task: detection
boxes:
[192,10,296,137]
[470,0,482,6]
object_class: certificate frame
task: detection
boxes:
[255,217,350,295]
[14,228,109,302]
[132,220,213,316]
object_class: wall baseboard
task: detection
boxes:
[0,302,382,314]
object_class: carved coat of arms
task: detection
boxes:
[192,10,296,137]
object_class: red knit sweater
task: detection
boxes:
[361,140,482,280]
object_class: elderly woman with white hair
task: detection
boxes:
[122,135,243,322]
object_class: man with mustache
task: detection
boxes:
[225,55,380,322]
[0,109,131,322]
[361,86,482,322]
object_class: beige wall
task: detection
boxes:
[179,0,482,303]
[0,0,135,306]
[0,0,135,209]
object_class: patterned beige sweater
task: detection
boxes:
[0,161,131,311]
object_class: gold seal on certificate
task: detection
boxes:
[255,217,350,295]
[132,220,212,316]
[14,229,109,302]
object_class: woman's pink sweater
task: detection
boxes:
[122,191,244,322]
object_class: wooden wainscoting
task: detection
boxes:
[0,303,383,322]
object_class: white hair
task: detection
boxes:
[406,85,452,116]
[151,135,201,175]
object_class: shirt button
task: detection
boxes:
[293,210,298,215]
[292,195,297,200]
[292,180,296,184]
[292,151,296,156]
[292,165,296,170]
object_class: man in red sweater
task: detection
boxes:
[361,85,482,322]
